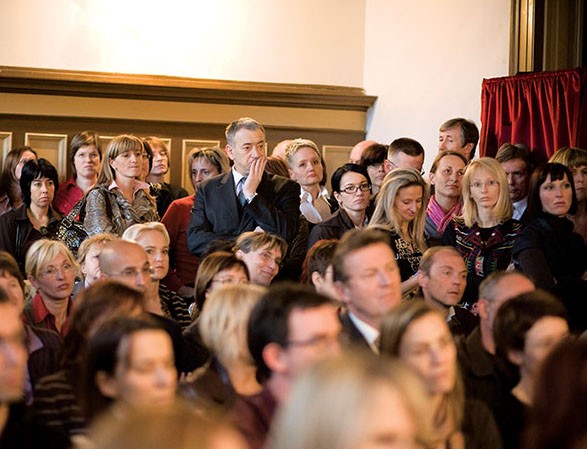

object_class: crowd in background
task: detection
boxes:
[0,116,585,449]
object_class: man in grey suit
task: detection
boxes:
[187,117,300,257]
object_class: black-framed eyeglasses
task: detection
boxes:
[339,183,371,194]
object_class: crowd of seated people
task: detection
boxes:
[0,116,585,449]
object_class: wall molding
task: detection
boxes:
[0,66,376,112]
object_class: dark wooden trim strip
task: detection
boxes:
[0,66,376,111]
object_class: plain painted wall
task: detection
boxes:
[364,0,511,170]
[0,0,365,86]
[0,0,511,166]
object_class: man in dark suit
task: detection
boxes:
[187,117,300,257]
[332,229,402,353]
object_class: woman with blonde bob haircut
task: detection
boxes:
[123,222,191,328]
[380,301,502,449]
[180,284,266,410]
[268,351,435,449]
[84,134,158,236]
[369,168,429,298]
[443,157,520,305]
[24,239,78,336]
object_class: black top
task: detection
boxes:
[457,327,517,417]
[307,208,356,249]
[513,213,587,331]
[0,402,70,449]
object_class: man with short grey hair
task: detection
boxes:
[188,117,300,258]
[458,271,535,414]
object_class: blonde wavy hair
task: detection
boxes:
[267,351,437,449]
[369,168,429,251]
[199,284,266,367]
[460,157,512,227]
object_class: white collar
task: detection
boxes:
[348,312,380,345]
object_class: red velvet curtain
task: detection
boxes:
[480,68,587,164]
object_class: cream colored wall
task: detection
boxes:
[364,0,511,171]
[0,0,365,87]
[0,0,511,163]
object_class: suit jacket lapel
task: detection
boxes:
[218,172,241,225]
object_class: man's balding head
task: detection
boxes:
[99,240,152,293]
[349,140,378,165]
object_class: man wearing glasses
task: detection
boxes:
[231,283,341,449]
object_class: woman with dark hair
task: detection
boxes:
[82,316,176,425]
[380,301,502,449]
[360,143,388,196]
[192,251,249,315]
[493,290,569,449]
[524,339,587,449]
[0,145,38,216]
[549,147,587,243]
[307,163,371,248]
[33,280,144,441]
[0,158,60,273]
[84,135,158,236]
[182,251,250,371]
[53,130,102,215]
[512,163,587,330]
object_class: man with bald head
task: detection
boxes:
[99,239,152,293]
[271,139,293,160]
[99,239,196,373]
[458,271,535,414]
[349,140,378,164]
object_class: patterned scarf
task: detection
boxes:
[427,195,462,235]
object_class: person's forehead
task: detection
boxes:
[441,126,462,137]
[292,146,320,160]
[437,155,465,169]
[493,275,534,301]
[501,158,527,170]
[346,242,393,266]
[254,243,281,255]
[288,304,338,333]
[430,251,465,270]
[234,128,265,142]
[341,171,367,184]
[119,249,149,267]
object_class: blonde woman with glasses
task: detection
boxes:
[442,158,520,308]
[24,239,78,336]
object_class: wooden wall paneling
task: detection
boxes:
[0,132,13,170]
[24,132,67,179]
[322,145,352,191]
[181,139,222,193]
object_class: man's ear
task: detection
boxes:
[311,271,323,289]
[477,299,490,321]
[384,159,393,172]
[262,342,287,375]
[95,371,119,399]
[417,271,428,289]
[507,349,523,367]
[225,144,235,161]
